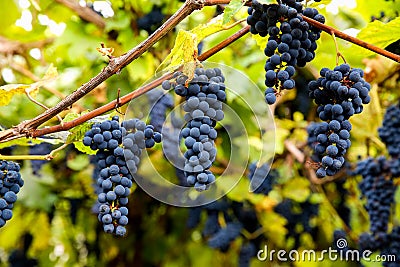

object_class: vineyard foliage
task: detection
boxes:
[0,0,399,266]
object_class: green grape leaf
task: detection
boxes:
[0,64,57,106]
[355,17,400,57]
[222,0,245,24]
[63,112,96,155]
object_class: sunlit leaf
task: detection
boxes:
[222,0,245,24]
[355,17,400,57]
[158,29,198,76]
[0,64,58,106]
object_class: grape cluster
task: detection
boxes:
[147,89,174,132]
[379,104,400,157]
[307,64,371,178]
[29,143,52,177]
[379,103,400,176]
[246,0,324,104]
[247,162,278,195]
[0,160,24,228]
[355,157,395,234]
[162,67,226,191]
[83,116,161,236]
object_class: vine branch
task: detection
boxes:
[29,25,250,138]
[301,15,400,63]
[55,0,106,29]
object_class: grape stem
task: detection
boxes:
[0,143,68,160]
[330,32,347,66]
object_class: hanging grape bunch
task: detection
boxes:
[307,64,371,178]
[83,116,161,236]
[246,0,325,104]
[162,67,226,191]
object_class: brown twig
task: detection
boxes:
[301,15,400,63]
[30,25,250,138]
[55,0,106,29]
[0,36,54,55]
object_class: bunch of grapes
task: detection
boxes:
[355,157,395,234]
[247,162,278,195]
[162,67,226,191]
[0,160,24,227]
[246,0,325,104]
[307,64,371,178]
[378,103,400,174]
[147,89,174,132]
[83,116,161,236]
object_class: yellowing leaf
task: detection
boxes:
[158,15,242,77]
[158,29,197,74]
[355,17,400,57]
[191,15,227,41]
[0,64,58,106]
[222,0,245,24]
[0,84,30,106]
